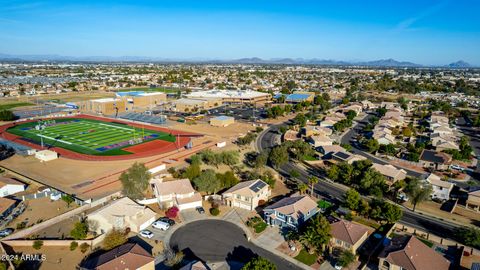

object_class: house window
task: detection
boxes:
[336,239,342,245]
[245,197,251,202]
[236,194,241,199]
[382,261,390,269]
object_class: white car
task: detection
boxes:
[152,220,170,231]
[334,263,343,270]
[139,230,154,239]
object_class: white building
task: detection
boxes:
[426,173,453,201]
[151,178,202,211]
[35,150,58,162]
[0,177,25,197]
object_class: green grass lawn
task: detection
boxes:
[0,102,34,110]
[7,118,175,156]
[294,249,317,266]
[253,221,267,233]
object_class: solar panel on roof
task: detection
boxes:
[249,181,266,192]
[334,151,350,159]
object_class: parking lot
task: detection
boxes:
[155,104,267,122]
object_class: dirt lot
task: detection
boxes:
[3,245,88,270]
[6,197,78,231]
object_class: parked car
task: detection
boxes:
[139,230,154,239]
[152,220,170,231]
[451,164,465,171]
[158,217,175,226]
[0,228,14,238]
[196,206,205,214]
[334,262,343,270]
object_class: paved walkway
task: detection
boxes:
[160,208,311,270]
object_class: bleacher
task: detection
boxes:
[119,113,167,125]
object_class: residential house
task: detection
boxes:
[0,177,25,197]
[466,189,480,212]
[223,180,271,210]
[375,133,397,145]
[0,197,17,219]
[371,163,407,186]
[330,151,367,164]
[378,235,450,270]
[283,130,300,141]
[419,150,452,171]
[309,135,334,148]
[329,218,372,254]
[425,173,453,201]
[263,194,319,228]
[87,197,156,234]
[80,243,154,270]
[318,145,346,156]
[151,178,202,211]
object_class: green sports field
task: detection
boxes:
[7,118,176,156]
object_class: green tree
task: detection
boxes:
[337,249,356,267]
[344,189,361,211]
[269,146,289,168]
[365,138,380,153]
[0,110,15,121]
[297,183,308,195]
[102,228,127,250]
[32,240,43,250]
[382,202,403,224]
[62,194,75,208]
[241,256,276,270]
[455,227,480,249]
[119,162,151,200]
[254,151,268,169]
[299,215,331,253]
[70,220,88,240]
[308,176,319,196]
[290,169,300,179]
[327,165,340,181]
[192,169,222,194]
[293,113,307,127]
[405,178,432,212]
[216,171,239,189]
[183,163,201,180]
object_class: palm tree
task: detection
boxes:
[299,230,317,253]
[297,183,308,195]
[308,176,319,196]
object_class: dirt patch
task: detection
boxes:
[6,197,77,231]
[3,245,88,270]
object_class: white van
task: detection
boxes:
[152,220,170,231]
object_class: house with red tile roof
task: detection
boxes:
[329,218,373,254]
[79,243,154,270]
[378,235,450,270]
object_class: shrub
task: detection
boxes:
[70,241,78,251]
[165,206,179,219]
[70,221,88,240]
[16,222,26,230]
[210,208,220,216]
[102,229,127,250]
[32,240,43,250]
[80,243,90,253]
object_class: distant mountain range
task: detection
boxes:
[0,53,475,68]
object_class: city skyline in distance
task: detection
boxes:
[1,1,479,65]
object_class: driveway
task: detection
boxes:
[169,219,303,270]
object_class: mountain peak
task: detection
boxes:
[446,60,471,68]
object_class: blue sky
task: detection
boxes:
[0,0,479,65]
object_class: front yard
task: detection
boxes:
[294,248,318,266]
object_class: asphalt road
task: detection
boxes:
[340,113,424,178]
[256,124,460,239]
[169,220,302,270]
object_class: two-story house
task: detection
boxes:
[223,179,270,211]
[329,218,372,254]
[263,194,319,228]
[371,163,407,186]
[151,178,202,210]
[425,173,453,202]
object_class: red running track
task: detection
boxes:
[0,114,201,161]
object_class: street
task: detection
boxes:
[169,220,302,270]
[257,123,461,239]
